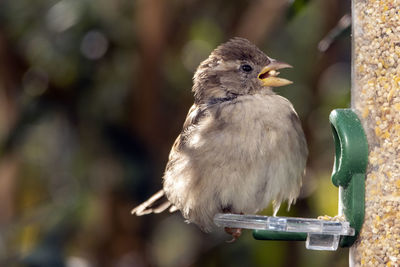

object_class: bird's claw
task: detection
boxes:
[224,227,242,243]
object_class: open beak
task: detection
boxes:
[258,61,293,87]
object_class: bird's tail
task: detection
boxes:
[131,189,178,215]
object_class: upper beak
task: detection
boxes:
[258,61,293,87]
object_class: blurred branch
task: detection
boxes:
[0,30,20,231]
[318,14,351,52]
[0,156,18,225]
[132,0,169,152]
[235,0,290,44]
[0,29,19,142]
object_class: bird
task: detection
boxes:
[132,37,308,241]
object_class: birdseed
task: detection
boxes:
[351,0,400,266]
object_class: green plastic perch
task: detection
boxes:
[253,109,368,248]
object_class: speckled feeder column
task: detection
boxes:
[351,0,400,265]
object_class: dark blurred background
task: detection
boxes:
[0,0,351,266]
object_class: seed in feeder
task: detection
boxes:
[352,0,400,265]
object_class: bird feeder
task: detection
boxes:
[350,0,400,264]
[214,109,368,251]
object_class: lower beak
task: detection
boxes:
[258,61,293,87]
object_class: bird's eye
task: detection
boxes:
[240,64,253,72]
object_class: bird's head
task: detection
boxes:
[192,37,292,104]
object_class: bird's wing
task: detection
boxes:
[170,103,208,153]
[131,189,177,215]
[132,104,208,216]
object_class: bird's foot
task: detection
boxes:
[224,227,242,243]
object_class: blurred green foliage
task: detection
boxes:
[0,0,351,266]
[287,0,311,19]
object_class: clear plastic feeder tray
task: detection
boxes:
[214,214,355,251]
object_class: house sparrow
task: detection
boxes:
[132,37,308,241]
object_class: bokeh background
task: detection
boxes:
[0,0,352,266]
